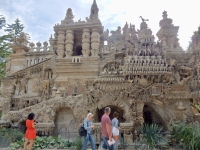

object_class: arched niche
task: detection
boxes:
[54,107,76,139]
[143,103,166,129]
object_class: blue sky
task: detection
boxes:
[0,0,199,50]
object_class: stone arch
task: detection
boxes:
[143,102,167,129]
[53,106,77,138]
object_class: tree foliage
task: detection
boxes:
[4,18,24,43]
[0,15,9,80]
[0,35,10,79]
[0,17,25,81]
[0,15,6,29]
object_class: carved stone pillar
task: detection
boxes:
[91,28,100,57]
[65,30,74,58]
[82,29,90,57]
[29,42,35,52]
[36,42,41,52]
[43,41,48,52]
[49,36,54,52]
[57,31,65,58]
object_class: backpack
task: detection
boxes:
[78,121,88,137]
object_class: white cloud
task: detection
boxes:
[0,0,200,50]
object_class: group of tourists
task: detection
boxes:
[23,107,121,150]
[82,107,121,150]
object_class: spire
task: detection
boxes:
[90,0,99,21]
[93,0,97,7]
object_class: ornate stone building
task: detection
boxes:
[0,0,200,142]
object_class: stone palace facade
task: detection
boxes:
[1,0,200,142]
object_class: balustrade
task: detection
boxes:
[29,41,51,52]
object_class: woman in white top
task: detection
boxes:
[111,112,121,150]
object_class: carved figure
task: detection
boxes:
[41,79,50,100]
[19,77,28,95]
[14,80,21,96]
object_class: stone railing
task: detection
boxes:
[29,41,53,53]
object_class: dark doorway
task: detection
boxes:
[143,104,153,124]
[144,110,153,124]
[143,104,165,128]
[73,45,82,56]
[96,105,126,123]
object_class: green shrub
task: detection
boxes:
[9,135,72,150]
[171,122,200,150]
[71,137,83,150]
[140,124,168,149]
[0,127,23,148]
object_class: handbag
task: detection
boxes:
[78,121,88,137]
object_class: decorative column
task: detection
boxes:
[43,41,48,52]
[29,42,35,52]
[65,30,74,58]
[49,35,54,52]
[91,28,100,57]
[57,31,65,58]
[36,42,41,52]
[82,29,91,57]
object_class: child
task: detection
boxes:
[23,113,37,150]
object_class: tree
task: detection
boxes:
[0,17,25,81]
[4,18,24,43]
[0,15,9,80]
[0,35,10,79]
[0,15,6,29]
